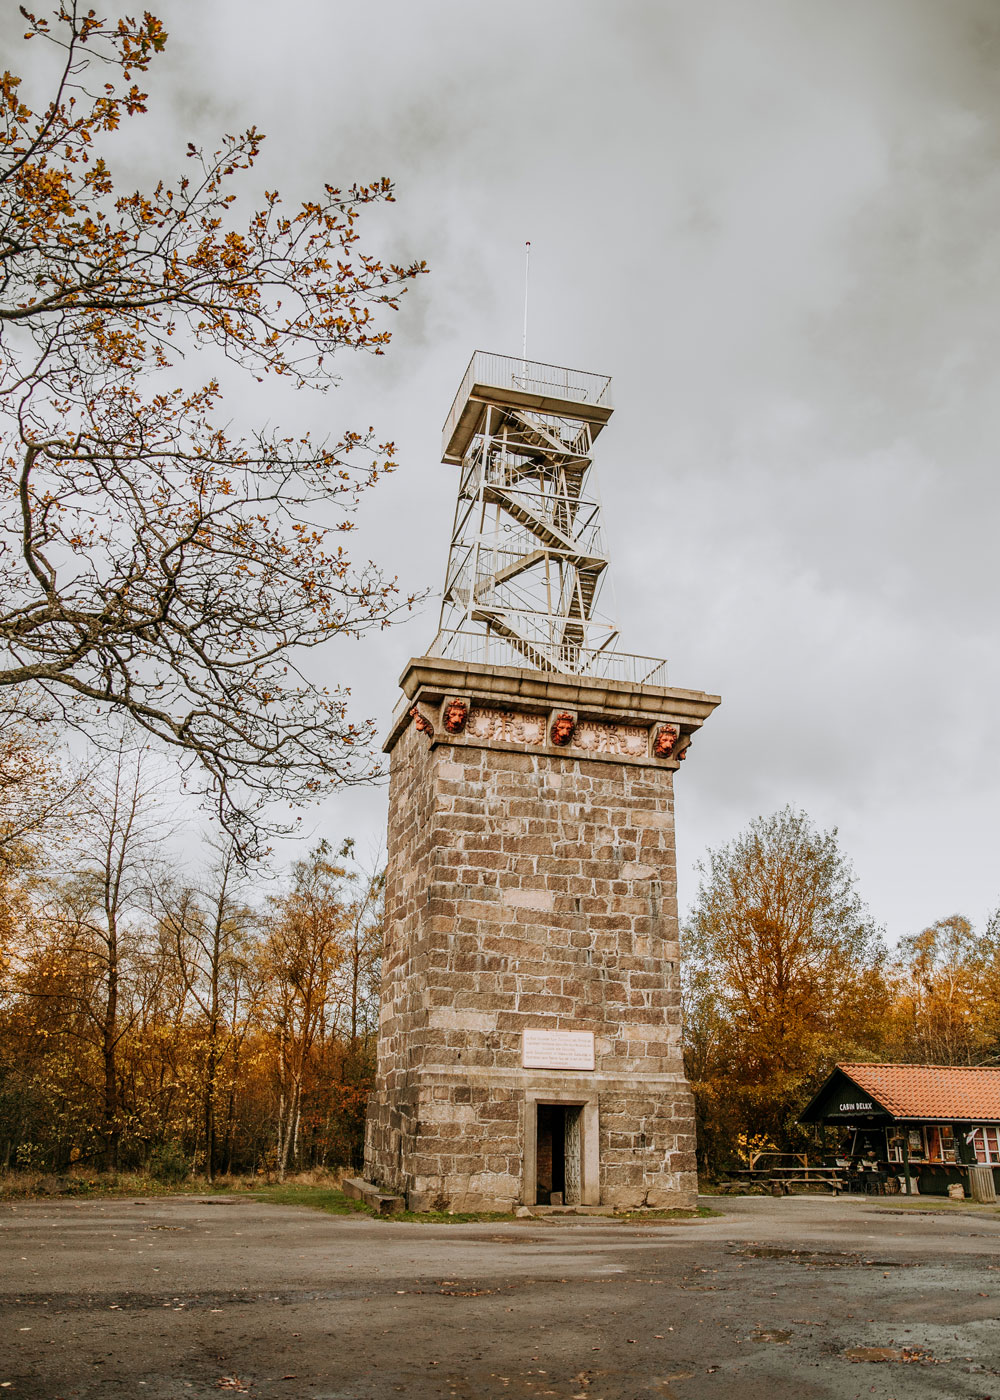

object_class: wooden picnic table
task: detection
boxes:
[767,1171,845,1195]
[734,1160,848,1195]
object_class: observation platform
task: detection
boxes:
[442,350,614,464]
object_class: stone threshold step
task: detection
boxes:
[341,1177,406,1216]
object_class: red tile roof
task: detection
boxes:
[838,1062,1000,1121]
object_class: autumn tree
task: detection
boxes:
[0,707,82,874]
[333,839,384,1053]
[42,741,166,1169]
[0,711,73,995]
[157,839,256,1181]
[0,722,58,1168]
[888,912,1000,1066]
[683,808,890,1169]
[322,840,383,1167]
[263,841,350,1179]
[0,6,426,846]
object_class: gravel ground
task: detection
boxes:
[2,1192,999,1399]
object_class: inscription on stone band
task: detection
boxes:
[467,707,546,745]
[575,720,648,757]
[522,1029,596,1070]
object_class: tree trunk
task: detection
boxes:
[204,1029,217,1183]
[101,921,120,1172]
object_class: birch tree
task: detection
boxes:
[263,842,347,1179]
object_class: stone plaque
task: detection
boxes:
[522,1029,595,1071]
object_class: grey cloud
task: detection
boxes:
[7,0,1000,939]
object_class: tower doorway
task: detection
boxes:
[523,1091,600,1207]
[535,1103,583,1205]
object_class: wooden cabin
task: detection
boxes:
[799,1062,1000,1197]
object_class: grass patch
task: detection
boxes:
[373,1206,517,1224]
[0,1170,236,1201]
[0,1167,334,1202]
[249,1185,720,1224]
[246,1184,371,1217]
[248,1183,515,1223]
[614,1205,720,1222]
[0,1172,722,1224]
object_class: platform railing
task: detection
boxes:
[428,628,668,687]
[443,351,612,457]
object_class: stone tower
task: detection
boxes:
[363,352,719,1211]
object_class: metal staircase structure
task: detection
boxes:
[433,350,660,681]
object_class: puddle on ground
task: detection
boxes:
[843,1345,941,1365]
[465,1235,546,1245]
[734,1245,906,1268]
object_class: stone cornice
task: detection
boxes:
[384,654,721,760]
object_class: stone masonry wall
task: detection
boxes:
[364,679,704,1211]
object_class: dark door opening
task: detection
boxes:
[536,1104,565,1204]
[535,1103,583,1205]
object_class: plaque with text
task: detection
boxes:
[522,1029,595,1071]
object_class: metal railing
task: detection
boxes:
[443,351,612,454]
[428,628,668,687]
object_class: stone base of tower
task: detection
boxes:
[365,655,719,1214]
[365,1075,697,1212]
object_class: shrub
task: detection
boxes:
[148,1141,189,1184]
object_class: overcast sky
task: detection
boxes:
[14,1,1000,939]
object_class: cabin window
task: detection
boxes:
[886,1130,905,1163]
[907,1128,925,1160]
[969,1127,1000,1165]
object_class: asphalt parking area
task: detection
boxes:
[2,1194,999,1399]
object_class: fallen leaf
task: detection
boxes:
[843,1346,940,1365]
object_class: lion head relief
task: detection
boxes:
[550,711,576,746]
[443,698,468,734]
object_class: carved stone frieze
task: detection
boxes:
[466,707,546,745]
[461,705,655,757]
[575,719,649,757]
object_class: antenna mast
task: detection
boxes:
[522,240,530,365]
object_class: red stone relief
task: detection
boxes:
[409,705,434,738]
[443,698,468,734]
[652,724,679,758]
[549,711,577,746]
